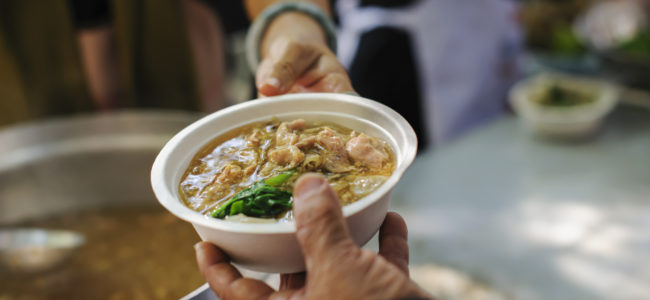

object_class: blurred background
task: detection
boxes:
[0,0,649,299]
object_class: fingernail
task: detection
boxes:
[194,242,202,251]
[265,77,281,89]
[294,175,325,199]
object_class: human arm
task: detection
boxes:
[243,1,354,96]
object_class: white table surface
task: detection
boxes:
[391,106,650,300]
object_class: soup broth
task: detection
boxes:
[179,118,395,222]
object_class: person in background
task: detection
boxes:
[0,0,232,126]
[69,0,521,150]
[226,0,521,149]
[334,0,521,148]
[69,0,230,112]
[0,1,519,148]
[67,0,354,113]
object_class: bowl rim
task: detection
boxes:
[151,93,417,234]
[509,72,620,123]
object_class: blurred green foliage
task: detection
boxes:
[617,30,650,59]
[521,0,593,55]
[550,24,586,55]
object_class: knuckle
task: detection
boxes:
[283,39,321,60]
[274,60,296,81]
[357,249,378,266]
[285,39,315,52]
[284,39,303,50]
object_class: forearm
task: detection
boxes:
[183,0,227,111]
[77,26,122,110]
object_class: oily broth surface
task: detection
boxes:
[179,119,395,221]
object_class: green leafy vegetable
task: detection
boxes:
[211,171,295,219]
[537,83,595,107]
[264,170,295,186]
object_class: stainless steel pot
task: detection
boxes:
[0,110,200,224]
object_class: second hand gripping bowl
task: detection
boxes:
[151,93,417,273]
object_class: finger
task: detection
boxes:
[194,242,274,299]
[195,242,241,292]
[378,212,410,275]
[286,74,355,95]
[256,39,320,96]
[256,59,282,96]
[293,173,357,269]
[279,272,306,290]
[227,278,275,300]
[298,72,355,94]
[292,55,354,93]
[269,289,305,300]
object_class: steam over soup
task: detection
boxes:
[179,118,395,222]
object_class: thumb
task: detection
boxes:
[292,173,357,269]
[256,39,320,96]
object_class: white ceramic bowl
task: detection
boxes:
[509,73,619,138]
[151,93,417,273]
